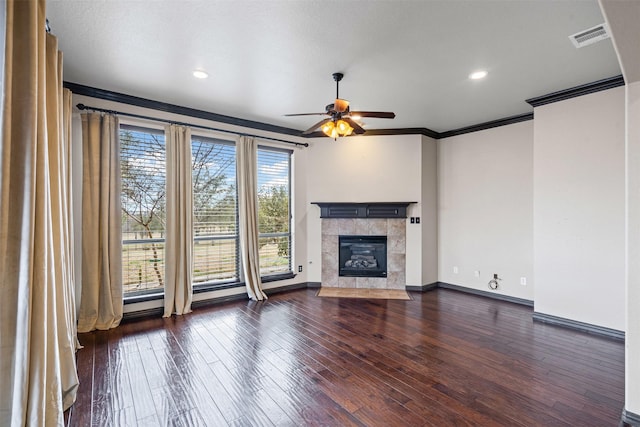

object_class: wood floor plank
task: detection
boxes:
[120,337,158,423]
[266,300,540,426]
[108,330,135,415]
[68,288,625,426]
[90,331,115,427]
[67,331,95,426]
[192,360,246,424]
[280,304,519,425]
[302,298,608,424]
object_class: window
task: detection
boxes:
[257,147,292,276]
[120,124,293,299]
[191,136,238,285]
[120,126,166,296]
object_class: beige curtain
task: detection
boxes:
[237,136,267,300]
[78,113,123,332]
[0,0,79,424]
[164,124,193,317]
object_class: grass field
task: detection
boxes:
[122,239,289,295]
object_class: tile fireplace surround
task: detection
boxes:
[321,218,406,289]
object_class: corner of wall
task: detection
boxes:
[421,135,438,284]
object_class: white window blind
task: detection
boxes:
[120,125,166,296]
[257,146,292,276]
[191,136,239,285]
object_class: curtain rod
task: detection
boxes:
[76,104,309,148]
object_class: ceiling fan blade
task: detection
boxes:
[334,98,350,113]
[284,112,327,117]
[344,118,366,135]
[349,111,396,119]
[302,118,331,135]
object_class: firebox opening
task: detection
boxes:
[339,235,387,278]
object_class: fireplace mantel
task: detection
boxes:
[312,202,415,219]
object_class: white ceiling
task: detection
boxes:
[47,0,621,134]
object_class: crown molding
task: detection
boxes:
[64,81,303,137]
[361,127,440,139]
[438,112,534,139]
[304,127,439,139]
[525,75,625,107]
[66,74,625,142]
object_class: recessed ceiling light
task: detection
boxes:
[193,70,208,79]
[469,70,488,80]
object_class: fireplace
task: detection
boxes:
[315,202,413,289]
[339,235,387,278]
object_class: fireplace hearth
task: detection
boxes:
[339,235,387,278]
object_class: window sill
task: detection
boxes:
[261,271,296,283]
[123,271,295,304]
[124,291,164,305]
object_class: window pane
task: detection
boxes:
[192,136,238,284]
[120,126,166,296]
[122,241,165,293]
[257,147,291,275]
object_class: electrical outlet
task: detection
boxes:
[298,265,303,272]
[520,277,527,286]
[453,266,459,274]
[474,270,480,278]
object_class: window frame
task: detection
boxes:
[120,126,296,304]
[120,124,168,299]
[256,145,293,278]
[190,133,240,291]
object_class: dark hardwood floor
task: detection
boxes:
[66,288,625,426]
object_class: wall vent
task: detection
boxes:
[569,23,610,48]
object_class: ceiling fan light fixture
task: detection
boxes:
[322,119,353,139]
[322,121,335,136]
[336,119,354,136]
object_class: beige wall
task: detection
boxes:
[0,4,4,127]
[421,135,439,285]
[438,121,534,300]
[437,87,625,332]
[304,134,438,287]
[533,87,625,331]
[625,80,640,414]
[598,1,640,416]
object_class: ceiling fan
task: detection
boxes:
[285,72,395,138]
